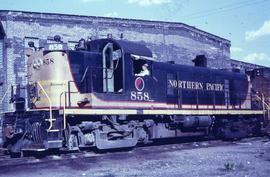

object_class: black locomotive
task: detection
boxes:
[2,36,269,156]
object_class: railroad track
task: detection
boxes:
[0,136,268,168]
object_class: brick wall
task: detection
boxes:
[0,10,233,112]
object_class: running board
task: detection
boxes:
[60,109,264,116]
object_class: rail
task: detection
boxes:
[0,88,9,115]
[37,81,53,131]
[58,83,71,130]
[0,88,9,104]
[254,93,270,123]
[63,91,66,130]
[60,91,67,130]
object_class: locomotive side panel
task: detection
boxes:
[158,63,251,110]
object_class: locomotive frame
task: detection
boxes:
[1,37,269,156]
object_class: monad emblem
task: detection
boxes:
[135,77,145,91]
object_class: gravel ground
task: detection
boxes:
[0,138,270,177]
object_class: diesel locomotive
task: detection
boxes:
[2,36,269,156]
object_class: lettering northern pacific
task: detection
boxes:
[168,80,224,92]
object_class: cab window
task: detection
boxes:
[133,59,151,77]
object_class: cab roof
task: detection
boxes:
[86,38,152,57]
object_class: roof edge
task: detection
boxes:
[0,10,230,44]
[231,58,268,68]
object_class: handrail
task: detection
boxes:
[254,94,270,110]
[63,91,66,129]
[67,80,81,107]
[254,94,270,124]
[37,81,53,131]
[59,91,67,130]
[58,83,69,130]
[80,66,89,83]
[0,87,9,104]
[0,88,9,114]
[62,82,67,130]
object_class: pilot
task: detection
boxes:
[135,63,150,77]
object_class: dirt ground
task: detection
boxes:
[0,137,270,177]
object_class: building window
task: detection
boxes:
[24,37,39,85]
[0,39,3,68]
[24,37,39,66]
[24,37,39,50]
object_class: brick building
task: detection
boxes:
[0,10,263,112]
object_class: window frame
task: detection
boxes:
[132,58,152,76]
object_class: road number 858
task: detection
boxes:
[130,91,150,101]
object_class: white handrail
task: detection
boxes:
[0,88,9,114]
[63,83,66,130]
[37,81,53,131]
[0,88,9,104]
[254,94,270,109]
[254,94,270,122]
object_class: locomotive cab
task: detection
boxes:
[26,37,156,109]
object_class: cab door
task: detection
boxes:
[102,43,114,92]
[102,42,123,93]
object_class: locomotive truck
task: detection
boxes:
[1,36,270,156]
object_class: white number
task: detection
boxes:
[144,92,150,101]
[130,91,150,101]
[49,44,63,50]
[131,91,137,100]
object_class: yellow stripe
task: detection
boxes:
[143,109,264,115]
[60,109,264,116]
[62,109,138,115]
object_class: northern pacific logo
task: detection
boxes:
[131,77,149,101]
[135,77,145,91]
